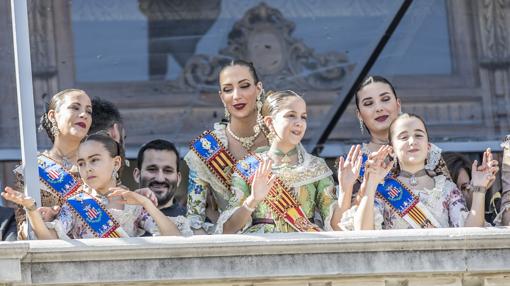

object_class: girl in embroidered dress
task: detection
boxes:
[184,60,269,234]
[218,90,341,234]
[348,113,495,230]
[12,89,92,239]
[2,133,183,239]
[336,76,499,226]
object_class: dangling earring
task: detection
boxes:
[359,119,365,135]
[256,89,264,113]
[255,89,264,134]
[224,106,231,121]
[50,118,60,137]
[112,169,119,181]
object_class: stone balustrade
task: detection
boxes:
[1,227,510,285]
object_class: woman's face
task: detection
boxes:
[266,96,307,148]
[219,65,262,120]
[357,82,400,135]
[77,140,120,191]
[390,117,430,168]
[50,92,92,140]
[457,168,472,207]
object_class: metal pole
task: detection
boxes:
[306,0,413,155]
[11,0,40,206]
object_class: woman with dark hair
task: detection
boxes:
[351,113,495,230]
[336,76,451,225]
[184,60,269,234]
[12,89,92,239]
[2,133,184,239]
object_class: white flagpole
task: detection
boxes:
[11,0,40,206]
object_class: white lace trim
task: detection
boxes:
[45,220,71,240]
[169,215,194,237]
[426,143,442,171]
[322,200,337,231]
[493,203,510,226]
[338,205,383,231]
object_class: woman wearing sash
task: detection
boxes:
[349,113,495,230]
[184,60,269,234]
[2,133,183,238]
[336,76,451,222]
[217,90,341,234]
[13,89,92,239]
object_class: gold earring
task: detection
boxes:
[224,106,231,121]
[50,118,60,137]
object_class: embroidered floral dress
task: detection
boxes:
[45,189,192,239]
[184,122,253,234]
[216,145,338,233]
[14,153,79,240]
[340,175,470,230]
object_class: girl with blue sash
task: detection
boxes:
[336,76,450,225]
[217,90,340,234]
[3,133,184,238]
[12,89,92,239]
[348,113,495,230]
[184,60,269,234]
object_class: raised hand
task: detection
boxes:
[364,145,393,187]
[471,148,498,189]
[133,187,158,207]
[249,158,276,204]
[1,186,35,208]
[107,187,149,206]
[338,145,363,189]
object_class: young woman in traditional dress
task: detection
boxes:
[2,133,184,239]
[184,60,269,234]
[13,89,92,239]
[217,90,341,233]
[348,113,495,230]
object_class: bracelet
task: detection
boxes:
[242,200,256,212]
[470,185,487,193]
[24,201,37,212]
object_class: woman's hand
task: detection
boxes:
[338,145,362,189]
[247,158,276,206]
[364,146,393,188]
[133,188,158,207]
[471,148,498,189]
[1,186,36,209]
[107,187,149,206]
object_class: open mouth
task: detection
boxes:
[232,103,246,110]
[290,130,302,136]
[75,122,87,129]
[375,115,389,122]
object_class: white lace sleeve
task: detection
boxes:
[425,144,442,171]
[45,220,71,240]
[214,207,252,234]
[339,203,384,231]
[169,215,194,237]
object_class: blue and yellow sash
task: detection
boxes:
[376,177,440,229]
[190,130,236,190]
[38,155,81,200]
[66,191,124,238]
[235,155,321,232]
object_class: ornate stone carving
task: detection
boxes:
[183,2,354,91]
[478,0,510,69]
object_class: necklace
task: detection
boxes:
[47,148,75,170]
[270,147,298,165]
[399,169,428,187]
[227,123,260,150]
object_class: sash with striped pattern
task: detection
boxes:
[377,177,440,229]
[38,155,81,200]
[66,191,124,238]
[190,130,236,190]
[235,155,321,232]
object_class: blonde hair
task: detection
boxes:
[258,90,304,136]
